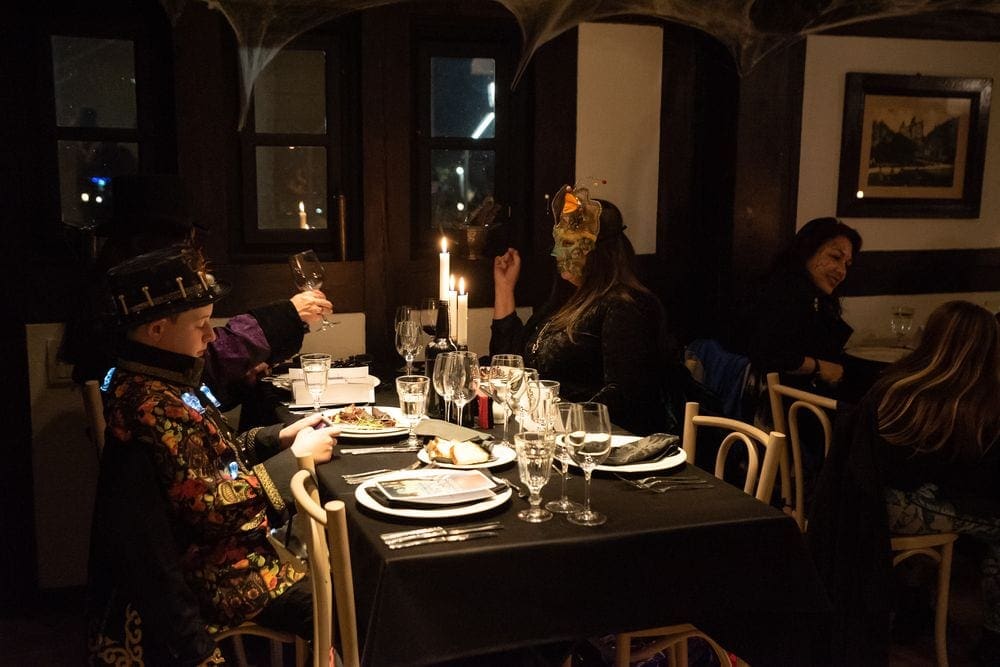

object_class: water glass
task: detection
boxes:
[300,353,332,413]
[545,401,583,514]
[890,306,915,347]
[565,402,612,526]
[514,431,556,523]
[395,375,429,448]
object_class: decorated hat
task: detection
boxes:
[550,181,603,241]
[105,244,230,327]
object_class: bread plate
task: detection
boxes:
[417,444,516,469]
[565,434,687,473]
[355,469,512,519]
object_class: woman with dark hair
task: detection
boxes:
[871,301,1000,658]
[490,185,676,435]
[743,216,863,396]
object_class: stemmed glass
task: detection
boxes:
[565,402,612,526]
[489,354,524,446]
[289,250,334,331]
[890,306,915,347]
[509,368,540,430]
[300,353,331,414]
[432,352,456,422]
[545,400,583,514]
[446,351,479,427]
[395,375,429,448]
[514,431,556,523]
[394,306,420,375]
[419,297,440,340]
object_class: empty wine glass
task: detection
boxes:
[489,354,524,446]
[545,400,583,514]
[514,431,556,523]
[509,368,540,430]
[300,353,331,414]
[890,306,915,347]
[395,375,429,448]
[432,351,456,422]
[566,402,612,526]
[535,380,561,431]
[289,250,334,331]
[394,306,420,374]
[446,351,479,427]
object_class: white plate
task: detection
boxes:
[565,434,687,473]
[354,469,513,519]
[322,405,410,439]
[416,444,516,469]
[845,345,912,364]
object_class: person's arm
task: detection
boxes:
[493,248,520,319]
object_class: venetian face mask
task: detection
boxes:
[551,187,600,281]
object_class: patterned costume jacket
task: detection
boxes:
[87,340,303,666]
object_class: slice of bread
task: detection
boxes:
[425,437,489,465]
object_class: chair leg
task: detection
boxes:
[614,633,631,667]
[935,540,954,667]
[231,636,250,667]
[295,636,308,667]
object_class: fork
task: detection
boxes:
[342,461,423,484]
[614,473,711,491]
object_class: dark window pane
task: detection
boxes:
[431,57,495,138]
[254,50,326,134]
[51,36,136,129]
[256,146,328,230]
[431,149,494,229]
[57,140,138,227]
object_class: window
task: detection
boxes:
[239,27,360,260]
[51,36,140,229]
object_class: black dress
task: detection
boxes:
[490,279,673,435]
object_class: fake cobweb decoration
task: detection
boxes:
[167,0,1000,128]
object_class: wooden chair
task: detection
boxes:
[614,401,785,666]
[291,465,361,667]
[213,623,307,667]
[766,372,836,531]
[766,373,957,666]
[82,379,106,455]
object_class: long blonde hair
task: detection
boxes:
[875,300,1000,459]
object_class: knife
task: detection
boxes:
[386,530,500,549]
[341,446,422,454]
[381,521,503,544]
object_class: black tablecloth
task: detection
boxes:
[314,435,829,666]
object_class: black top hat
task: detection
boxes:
[97,173,207,239]
[105,244,230,327]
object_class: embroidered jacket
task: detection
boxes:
[87,340,302,665]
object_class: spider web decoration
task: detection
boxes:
[167,0,1000,128]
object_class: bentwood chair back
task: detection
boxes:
[767,374,956,665]
[291,467,360,667]
[615,402,784,666]
[766,372,836,531]
[82,379,106,455]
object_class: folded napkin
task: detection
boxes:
[605,433,681,466]
[415,419,488,443]
[364,484,506,510]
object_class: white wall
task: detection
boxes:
[799,35,1000,340]
[576,23,663,255]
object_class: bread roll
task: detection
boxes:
[450,441,490,465]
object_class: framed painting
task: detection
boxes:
[836,73,992,218]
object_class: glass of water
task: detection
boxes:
[300,353,331,414]
[565,402,612,526]
[396,375,429,448]
[514,431,556,523]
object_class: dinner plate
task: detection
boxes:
[322,405,410,439]
[845,345,912,364]
[564,434,687,473]
[354,469,513,519]
[416,444,516,469]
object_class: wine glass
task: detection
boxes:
[889,306,915,347]
[394,306,420,374]
[545,400,583,514]
[300,353,331,414]
[395,375,429,448]
[514,431,556,523]
[432,352,456,422]
[565,402,612,526]
[419,297,440,340]
[446,351,479,427]
[509,368,540,430]
[289,250,334,331]
[489,354,524,446]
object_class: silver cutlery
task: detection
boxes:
[340,446,422,455]
[489,474,528,500]
[386,530,500,549]
[342,461,423,484]
[614,473,712,491]
[380,521,503,544]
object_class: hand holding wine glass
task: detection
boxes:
[289,250,335,331]
[566,402,612,526]
[300,353,332,414]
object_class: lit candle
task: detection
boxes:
[457,277,468,347]
[447,274,458,340]
[438,237,450,301]
[298,201,308,229]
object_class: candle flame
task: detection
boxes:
[459,276,466,294]
[449,274,456,290]
[440,236,448,253]
[298,201,305,213]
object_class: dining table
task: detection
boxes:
[288,385,831,666]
